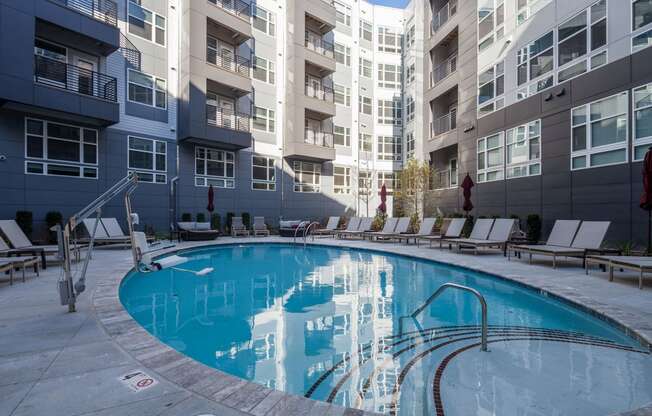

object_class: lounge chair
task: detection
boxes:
[0,256,40,285]
[82,218,131,246]
[253,217,270,237]
[0,220,64,268]
[380,217,411,241]
[417,218,466,247]
[395,218,437,245]
[508,220,581,260]
[510,221,610,268]
[335,217,361,238]
[439,218,494,251]
[450,218,516,255]
[338,217,372,239]
[363,217,398,241]
[231,217,250,237]
[177,222,220,241]
[312,216,341,237]
[586,255,652,289]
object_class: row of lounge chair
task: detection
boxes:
[230,216,270,237]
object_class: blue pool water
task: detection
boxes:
[120,244,652,415]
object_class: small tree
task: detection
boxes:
[395,159,432,225]
[356,169,376,217]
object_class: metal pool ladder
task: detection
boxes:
[398,283,489,352]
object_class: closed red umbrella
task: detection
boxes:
[207,184,215,214]
[461,173,474,214]
[640,148,652,253]
[378,183,387,214]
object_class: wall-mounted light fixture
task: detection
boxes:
[463,124,474,133]
[544,93,553,101]
[555,88,566,97]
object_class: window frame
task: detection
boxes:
[517,0,553,26]
[127,68,167,109]
[127,0,166,46]
[334,42,351,66]
[334,125,351,147]
[194,146,236,188]
[334,1,351,26]
[477,132,505,183]
[478,0,505,52]
[406,131,415,160]
[359,57,372,78]
[505,120,542,179]
[253,5,276,36]
[359,20,373,41]
[377,26,402,54]
[333,165,352,194]
[377,99,402,125]
[334,84,351,107]
[253,106,276,133]
[251,155,276,191]
[633,82,652,161]
[632,0,652,53]
[127,135,167,184]
[477,61,505,117]
[377,136,402,161]
[293,161,321,193]
[253,56,275,84]
[359,95,372,115]
[377,63,402,89]
[377,171,397,194]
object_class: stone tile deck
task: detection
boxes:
[1,236,651,416]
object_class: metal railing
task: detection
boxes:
[305,83,334,102]
[431,169,455,190]
[207,48,251,77]
[432,110,457,136]
[206,105,251,132]
[398,283,488,351]
[304,127,334,147]
[207,0,252,20]
[431,0,457,34]
[34,55,117,102]
[431,54,457,86]
[305,33,335,59]
[52,0,118,26]
[119,32,141,71]
[303,221,321,246]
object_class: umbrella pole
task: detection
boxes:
[648,210,651,255]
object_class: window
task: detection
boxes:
[128,0,165,46]
[293,161,321,192]
[406,25,415,49]
[406,62,415,84]
[253,106,275,132]
[517,0,552,25]
[253,6,275,36]
[634,83,652,160]
[128,136,167,183]
[334,166,352,194]
[377,136,402,161]
[25,118,98,179]
[360,20,373,41]
[252,155,275,191]
[334,43,351,66]
[378,27,402,53]
[478,61,505,117]
[334,125,351,146]
[571,92,628,170]
[506,120,541,178]
[478,0,504,51]
[378,63,401,89]
[359,95,372,115]
[334,84,351,106]
[557,0,607,84]
[632,0,652,52]
[477,133,504,182]
[359,133,372,153]
[128,69,166,109]
[450,158,458,186]
[358,171,373,195]
[359,58,372,78]
[516,31,554,98]
[195,147,235,188]
[406,132,415,160]
[377,172,397,194]
[406,96,415,123]
[253,56,275,84]
[377,99,402,125]
[335,1,351,26]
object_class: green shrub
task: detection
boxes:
[15,211,33,238]
[371,212,387,231]
[226,212,235,233]
[45,211,63,244]
[242,212,251,229]
[526,214,542,243]
[196,213,206,223]
[211,213,221,232]
[181,213,192,222]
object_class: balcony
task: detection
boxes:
[431,169,458,190]
[431,54,457,87]
[305,0,336,33]
[432,110,457,137]
[52,0,117,26]
[204,47,252,95]
[304,83,336,116]
[208,0,252,22]
[204,1,252,44]
[431,0,457,35]
[206,105,251,133]
[207,49,251,78]
[304,127,334,148]
[305,33,337,74]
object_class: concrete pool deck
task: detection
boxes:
[1,236,652,416]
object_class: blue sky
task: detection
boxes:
[367,0,410,8]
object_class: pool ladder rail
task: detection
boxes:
[293,221,321,247]
[398,283,489,352]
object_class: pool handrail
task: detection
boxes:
[399,282,488,352]
[303,221,321,246]
[293,221,310,244]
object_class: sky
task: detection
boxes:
[367,0,410,8]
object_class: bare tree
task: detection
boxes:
[395,159,432,222]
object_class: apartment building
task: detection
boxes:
[0,0,407,233]
[421,0,652,243]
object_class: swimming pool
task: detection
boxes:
[119,243,652,415]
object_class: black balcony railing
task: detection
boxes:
[119,32,141,71]
[51,0,118,26]
[305,83,334,102]
[304,128,334,147]
[305,33,335,59]
[207,48,251,78]
[34,55,117,102]
[208,0,252,20]
[206,105,251,132]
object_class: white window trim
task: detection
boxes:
[377,136,402,161]
[127,135,167,184]
[517,0,553,26]
[377,172,396,194]
[516,31,555,100]
[127,68,167,109]
[194,146,236,188]
[477,132,505,183]
[334,125,351,147]
[570,91,629,171]
[251,155,276,191]
[478,61,505,117]
[333,165,352,194]
[253,106,275,133]
[505,120,542,179]
[377,99,402,125]
[633,82,652,161]
[377,63,402,90]
[377,26,402,54]
[253,56,275,84]
[127,0,166,47]
[253,5,275,36]
[477,0,504,52]
[293,161,321,193]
